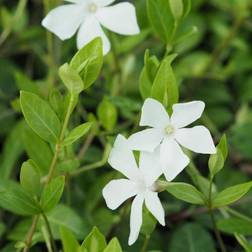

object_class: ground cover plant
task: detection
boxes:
[1,0,252,251]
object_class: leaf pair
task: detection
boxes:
[0,175,65,216]
[59,38,103,96]
[61,226,122,252]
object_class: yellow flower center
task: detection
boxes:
[165,125,175,135]
[88,3,98,13]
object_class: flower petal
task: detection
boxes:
[77,16,110,54]
[42,4,84,40]
[160,138,190,181]
[139,148,162,186]
[94,0,116,7]
[128,194,144,246]
[140,98,170,128]
[144,191,165,226]
[103,179,138,210]
[96,3,140,35]
[128,128,164,152]
[108,135,140,180]
[175,126,216,154]
[171,101,205,128]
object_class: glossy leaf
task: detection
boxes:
[63,122,92,146]
[217,217,252,235]
[59,63,84,95]
[104,238,122,252]
[151,56,178,110]
[147,0,174,43]
[0,179,41,216]
[20,159,41,197]
[60,226,81,252]
[212,181,252,208]
[81,227,106,252]
[169,223,215,252]
[70,38,103,89]
[97,97,117,131]
[20,91,61,143]
[41,176,65,212]
[166,182,206,205]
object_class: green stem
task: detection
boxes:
[208,177,227,252]
[42,213,58,252]
[140,235,150,252]
[23,95,75,249]
[71,144,111,176]
[225,207,252,224]
[46,94,75,183]
[209,209,227,252]
[23,215,39,252]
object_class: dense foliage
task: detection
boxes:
[0,0,252,251]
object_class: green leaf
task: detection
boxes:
[20,91,61,143]
[169,223,215,252]
[218,134,228,161]
[60,226,81,252]
[217,217,252,235]
[49,89,65,121]
[139,50,159,99]
[212,181,252,208]
[182,0,191,17]
[166,182,206,205]
[208,148,224,178]
[22,123,53,174]
[235,234,252,252]
[41,176,65,212]
[0,121,24,179]
[104,238,122,252]
[81,227,106,252]
[47,204,89,239]
[20,160,41,197]
[15,71,39,94]
[63,122,92,146]
[59,63,84,95]
[0,179,41,216]
[70,38,103,89]
[147,0,174,43]
[97,97,117,131]
[151,56,179,110]
[209,134,228,178]
[169,0,184,20]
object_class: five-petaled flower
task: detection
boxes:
[102,135,165,245]
[128,98,216,181]
[42,0,140,54]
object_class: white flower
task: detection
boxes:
[42,0,140,54]
[102,135,165,245]
[128,98,216,181]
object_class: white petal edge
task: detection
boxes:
[76,16,111,54]
[160,138,190,181]
[94,0,116,7]
[42,4,84,40]
[108,135,140,180]
[102,179,138,210]
[96,3,140,35]
[128,128,164,152]
[139,148,162,187]
[175,126,216,154]
[128,195,144,246]
[144,191,165,226]
[140,98,170,129]
[171,101,205,128]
